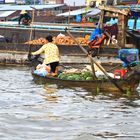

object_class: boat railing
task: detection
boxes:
[0,21,94,33]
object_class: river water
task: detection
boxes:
[0,66,140,140]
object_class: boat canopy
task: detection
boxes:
[57,8,95,17]
[0,11,15,18]
[85,8,101,17]
[0,4,65,11]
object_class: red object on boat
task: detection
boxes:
[88,34,106,49]
[114,69,126,79]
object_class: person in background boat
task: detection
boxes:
[18,10,32,26]
[31,35,60,76]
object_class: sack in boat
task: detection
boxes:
[84,63,105,72]
[34,68,48,77]
[36,64,50,72]
[95,71,120,79]
[84,65,120,79]
[34,64,50,76]
[63,68,81,74]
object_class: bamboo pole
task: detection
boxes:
[65,28,126,94]
[27,8,41,63]
[89,54,97,80]
[28,7,36,58]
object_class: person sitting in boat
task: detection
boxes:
[31,35,60,76]
[18,10,32,26]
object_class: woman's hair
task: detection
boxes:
[46,35,53,42]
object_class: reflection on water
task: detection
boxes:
[0,66,140,140]
[42,84,58,102]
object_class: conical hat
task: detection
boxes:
[20,10,27,14]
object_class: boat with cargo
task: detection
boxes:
[29,46,140,95]
[31,63,140,94]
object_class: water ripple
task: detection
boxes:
[0,66,140,140]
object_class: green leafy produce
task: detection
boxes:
[82,71,92,78]
[58,73,68,79]
[86,77,93,80]
[67,75,74,80]
[58,71,93,81]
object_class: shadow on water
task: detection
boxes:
[33,77,140,101]
[41,84,59,102]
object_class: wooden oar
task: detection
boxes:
[27,44,32,61]
[28,7,36,61]
[65,28,126,94]
[89,54,97,80]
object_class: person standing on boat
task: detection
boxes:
[18,10,32,26]
[31,35,60,76]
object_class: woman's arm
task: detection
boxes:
[31,46,45,55]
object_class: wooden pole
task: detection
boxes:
[28,8,35,60]
[68,5,70,26]
[65,28,126,94]
[89,54,97,80]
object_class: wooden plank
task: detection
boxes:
[99,10,105,29]
[117,14,126,47]
[99,5,130,15]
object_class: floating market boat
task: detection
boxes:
[30,37,140,94]
[31,65,140,94]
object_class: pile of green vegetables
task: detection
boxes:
[58,71,93,81]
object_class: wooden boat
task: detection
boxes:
[29,50,140,94]
[31,67,140,94]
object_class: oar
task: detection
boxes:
[65,28,126,94]
[89,54,97,80]
[27,44,32,61]
[28,7,36,61]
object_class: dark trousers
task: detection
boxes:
[49,62,59,73]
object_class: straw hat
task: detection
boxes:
[20,10,27,14]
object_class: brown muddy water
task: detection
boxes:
[0,66,140,140]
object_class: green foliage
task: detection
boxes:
[86,77,93,80]
[58,71,93,81]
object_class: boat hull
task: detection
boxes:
[32,73,139,93]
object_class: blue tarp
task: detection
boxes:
[89,28,102,41]
[127,18,140,29]
[105,18,140,30]
[119,49,139,67]
[106,18,118,25]
[76,14,81,22]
